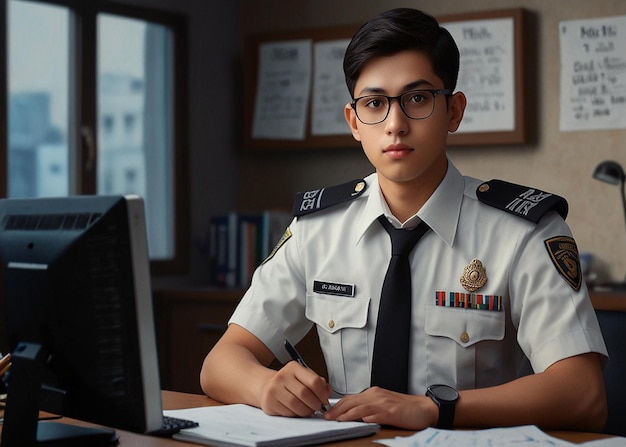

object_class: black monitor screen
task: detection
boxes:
[0,195,162,438]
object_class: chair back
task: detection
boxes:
[596,309,626,436]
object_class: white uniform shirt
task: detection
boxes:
[229,161,607,396]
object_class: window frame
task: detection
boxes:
[1,0,189,275]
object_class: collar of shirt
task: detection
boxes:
[353,160,464,248]
[418,161,463,247]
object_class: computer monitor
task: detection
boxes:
[0,195,162,445]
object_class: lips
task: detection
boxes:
[383,143,414,159]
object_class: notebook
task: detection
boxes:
[163,403,380,447]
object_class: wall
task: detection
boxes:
[236,0,626,284]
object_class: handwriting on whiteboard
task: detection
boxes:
[560,15,626,131]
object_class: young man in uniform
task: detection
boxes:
[201,8,608,431]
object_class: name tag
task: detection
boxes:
[313,280,355,297]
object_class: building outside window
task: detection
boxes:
[4,0,187,273]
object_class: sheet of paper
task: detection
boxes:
[443,18,515,133]
[165,403,378,447]
[581,437,626,447]
[375,425,574,447]
[311,39,352,136]
[559,15,626,131]
[252,40,312,140]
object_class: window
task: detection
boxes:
[7,1,69,198]
[3,0,188,274]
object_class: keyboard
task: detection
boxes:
[150,415,199,437]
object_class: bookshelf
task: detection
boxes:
[207,210,292,288]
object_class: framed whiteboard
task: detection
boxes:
[439,9,530,145]
[242,26,360,151]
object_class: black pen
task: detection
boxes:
[284,339,329,412]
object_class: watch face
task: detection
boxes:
[433,385,459,401]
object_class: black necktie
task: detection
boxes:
[371,215,430,393]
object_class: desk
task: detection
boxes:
[590,290,626,311]
[33,391,613,446]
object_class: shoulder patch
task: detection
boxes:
[292,179,367,217]
[544,236,582,291]
[476,179,568,223]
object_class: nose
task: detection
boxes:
[384,98,409,135]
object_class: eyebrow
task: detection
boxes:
[356,79,437,97]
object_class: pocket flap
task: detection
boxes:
[306,293,370,334]
[425,305,505,347]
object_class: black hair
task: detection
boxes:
[343,8,459,97]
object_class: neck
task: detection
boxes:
[378,164,447,223]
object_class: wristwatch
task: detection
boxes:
[426,384,459,429]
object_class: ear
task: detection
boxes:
[345,103,362,142]
[447,92,467,133]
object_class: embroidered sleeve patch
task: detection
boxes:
[544,236,582,291]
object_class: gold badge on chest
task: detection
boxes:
[460,259,488,292]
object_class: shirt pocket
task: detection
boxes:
[424,305,505,390]
[425,305,505,347]
[305,293,370,395]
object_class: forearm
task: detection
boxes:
[200,326,276,407]
[201,324,332,417]
[454,353,607,431]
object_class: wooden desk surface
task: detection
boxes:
[590,290,626,311]
[33,391,612,446]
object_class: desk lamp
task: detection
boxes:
[593,160,626,228]
[592,160,626,288]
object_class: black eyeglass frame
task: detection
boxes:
[350,89,454,125]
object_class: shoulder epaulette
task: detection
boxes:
[292,179,367,217]
[476,179,568,223]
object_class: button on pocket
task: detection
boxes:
[306,293,371,394]
[306,294,369,334]
[425,305,504,348]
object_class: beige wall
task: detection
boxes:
[236,0,626,283]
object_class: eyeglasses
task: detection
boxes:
[350,89,453,125]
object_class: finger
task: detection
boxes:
[0,353,10,369]
[285,386,327,417]
[329,401,376,423]
[0,362,10,377]
[324,387,386,420]
[268,363,324,416]
[286,362,331,412]
[289,371,329,413]
[265,385,315,417]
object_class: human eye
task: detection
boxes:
[362,96,387,110]
[405,91,429,105]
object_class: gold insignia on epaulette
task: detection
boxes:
[460,259,488,292]
[544,236,582,291]
[352,181,365,195]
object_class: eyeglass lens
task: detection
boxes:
[354,90,437,124]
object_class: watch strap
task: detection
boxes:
[426,385,458,429]
[435,400,455,429]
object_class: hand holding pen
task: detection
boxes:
[284,339,330,413]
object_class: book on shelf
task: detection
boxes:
[209,210,292,288]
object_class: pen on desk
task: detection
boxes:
[284,340,329,412]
